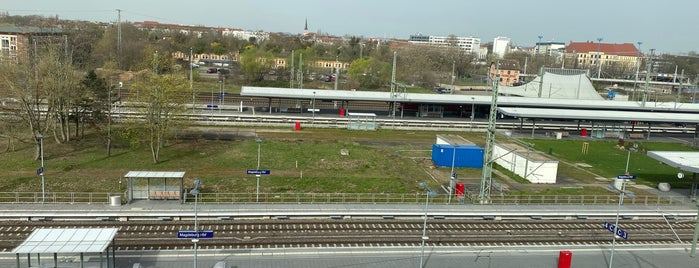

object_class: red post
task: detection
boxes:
[558,250,572,268]
[581,128,587,137]
[294,122,301,131]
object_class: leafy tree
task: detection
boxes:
[129,72,188,163]
[240,47,274,82]
[347,57,391,89]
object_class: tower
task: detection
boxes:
[303,18,309,35]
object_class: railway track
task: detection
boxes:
[0,219,693,251]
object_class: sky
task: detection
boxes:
[2,0,698,54]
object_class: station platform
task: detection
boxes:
[0,200,696,220]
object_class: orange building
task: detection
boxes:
[489,59,520,86]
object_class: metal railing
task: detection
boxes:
[0,192,688,206]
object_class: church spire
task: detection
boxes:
[303,18,309,35]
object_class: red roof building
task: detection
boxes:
[564,41,641,72]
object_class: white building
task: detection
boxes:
[493,36,511,58]
[409,34,481,54]
[221,28,269,42]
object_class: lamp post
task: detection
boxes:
[608,148,636,268]
[470,97,475,131]
[36,134,45,203]
[450,61,455,94]
[190,179,202,268]
[255,138,262,203]
[418,182,437,268]
[312,91,316,125]
[536,35,543,55]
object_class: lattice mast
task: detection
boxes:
[479,73,500,203]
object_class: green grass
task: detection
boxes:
[524,139,698,188]
[1,127,695,195]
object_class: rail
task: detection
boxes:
[0,192,689,206]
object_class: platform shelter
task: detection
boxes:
[124,171,185,203]
[347,112,377,130]
[11,228,118,268]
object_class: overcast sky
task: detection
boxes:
[3,0,697,54]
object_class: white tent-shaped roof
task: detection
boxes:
[499,70,603,100]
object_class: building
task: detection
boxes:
[492,36,511,58]
[564,41,640,71]
[408,34,481,54]
[535,41,566,56]
[0,26,63,62]
[489,59,520,86]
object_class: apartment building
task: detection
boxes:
[564,41,640,70]
[0,26,63,61]
[489,59,520,86]
[408,34,481,54]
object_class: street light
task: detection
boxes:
[36,134,45,203]
[418,182,437,268]
[312,91,316,125]
[255,138,262,203]
[470,97,475,131]
[607,148,636,268]
[190,179,202,268]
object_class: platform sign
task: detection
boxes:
[604,222,628,240]
[617,174,636,180]
[36,167,44,176]
[206,104,218,109]
[247,169,271,175]
[178,230,214,239]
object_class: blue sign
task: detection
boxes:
[206,104,218,109]
[36,167,44,176]
[604,222,628,240]
[247,169,271,175]
[617,174,637,180]
[178,230,214,239]
[452,172,457,179]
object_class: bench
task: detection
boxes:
[604,132,619,138]
[628,133,645,139]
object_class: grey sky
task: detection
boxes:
[2,0,697,54]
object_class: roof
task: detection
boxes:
[12,228,118,254]
[240,86,699,115]
[0,26,63,35]
[565,42,638,56]
[499,71,602,100]
[647,151,699,174]
[346,112,376,117]
[498,107,699,123]
[491,59,520,70]
[124,171,186,178]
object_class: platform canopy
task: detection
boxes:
[124,171,185,178]
[12,228,118,254]
[647,151,699,174]
[498,107,699,124]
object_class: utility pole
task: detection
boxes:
[450,61,456,94]
[116,9,122,69]
[190,47,195,113]
[642,49,654,107]
[290,50,295,88]
[390,51,397,118]
[297,53,303,89]
[479,72,500,204]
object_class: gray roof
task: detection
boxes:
[498,107,699,123]
[0,26,63,34]
[124,171,185,178]
[12,228,118,254]
[647,151,699,174]
[241,86,699,113]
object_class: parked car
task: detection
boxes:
[217,68,230,74]
[207,68,218,73]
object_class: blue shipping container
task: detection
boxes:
[431,144,484,168]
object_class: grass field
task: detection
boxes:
[1,127,696,196]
